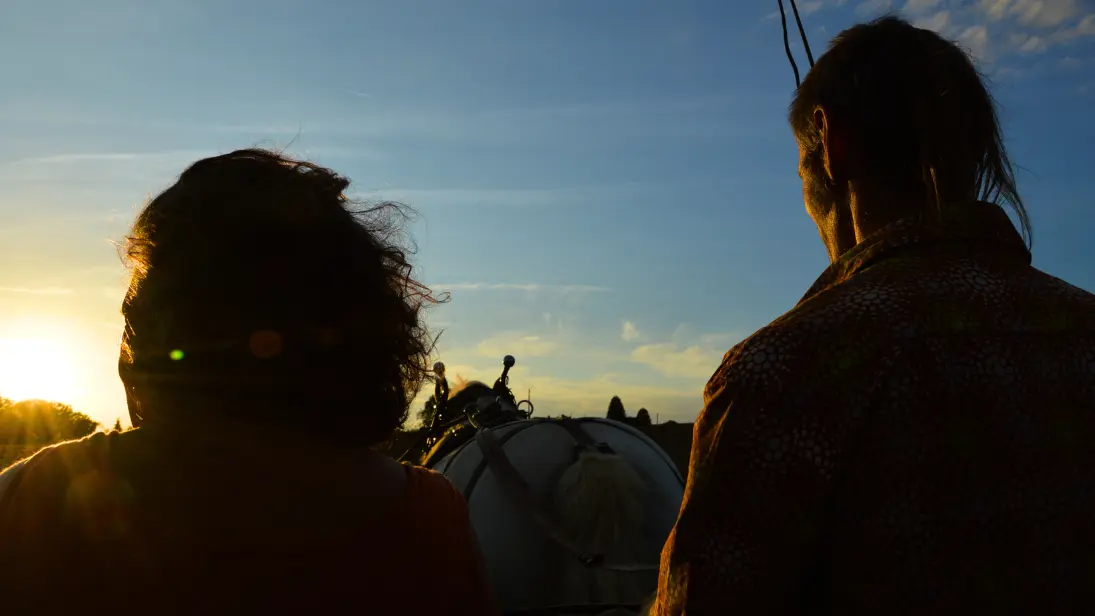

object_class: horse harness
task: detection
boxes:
[473,418,659,574]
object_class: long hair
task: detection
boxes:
[788,15,1031,245]
[119,148,445,446]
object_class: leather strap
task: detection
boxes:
[474,425,658,573]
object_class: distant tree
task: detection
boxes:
[417,394,439,429]
[606,396,627,422]
[113,418,123,432]
[634,408,652,427]
[0,400,98,444]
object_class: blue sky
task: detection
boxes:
[0,0,1093,427]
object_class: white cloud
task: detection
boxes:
[6,149,214,167]
[1010,31,1050,52]
[621,320,640,342]
[958,24,991,61]
[978,0,1082,27]
[971,0,1094,57]
[629,343,725,380]
[417,326,748,426]
[475,332,558,359]
[915,9,954,33]
[829,0,1095,65]
[1050,13,1095,43]
[0,149,226,188]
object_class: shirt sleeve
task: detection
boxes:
[651,346,842,615]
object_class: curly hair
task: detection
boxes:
[118,148,445,446]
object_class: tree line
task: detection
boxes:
[604,395,653,427]
[0,397,101,445]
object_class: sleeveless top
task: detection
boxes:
[0,427,498,615]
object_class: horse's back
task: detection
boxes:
[434,418,684,612]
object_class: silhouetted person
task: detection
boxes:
[0,149,496,615]
[653,16,1095,616]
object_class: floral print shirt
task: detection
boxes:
[653,202,1095,615]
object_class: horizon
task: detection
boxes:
[1,0,1093,428]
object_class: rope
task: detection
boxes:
[475,426,659,574]
[777,0,816,88]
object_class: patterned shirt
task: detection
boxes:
[653,202,1095,615]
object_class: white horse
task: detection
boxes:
[417,357,684,615]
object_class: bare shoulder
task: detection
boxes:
[0,458,29,504]
[0,432,120,511]
[402,463,469,505]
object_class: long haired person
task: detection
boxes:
[0,149,497,615]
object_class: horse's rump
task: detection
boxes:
[432,418,683,613]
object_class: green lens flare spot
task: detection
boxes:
[169,349,185,361]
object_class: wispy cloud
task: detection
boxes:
[6,149,214,167]
[11,153,141,165]
[7,93,758,149]
[621,320,640,342]
[906,1,1095,63]
[788,0,1095,68]
[351,184,660,210]
[977,0,1082,28]
[626,326,745,380]
[630,343,726,380]
[475,332,558,358]
[0,286,73,295]
[434,282,612,293]
[914,8,953,32]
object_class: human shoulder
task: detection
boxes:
[403,462,463,500]
[706,301,855,400]
[0,431,128,503]
[703,277,916,431]
[0,457,30,506]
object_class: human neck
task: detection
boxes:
[848,188,921,247]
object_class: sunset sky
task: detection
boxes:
[1,0,1093,427]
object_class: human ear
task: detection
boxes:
[814,106,845,183]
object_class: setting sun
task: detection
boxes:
[0,335,80,404]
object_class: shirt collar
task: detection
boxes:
[798,201,1031,305]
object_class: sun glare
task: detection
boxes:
[0,335,80,404]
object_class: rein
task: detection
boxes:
[474,419,659,574]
